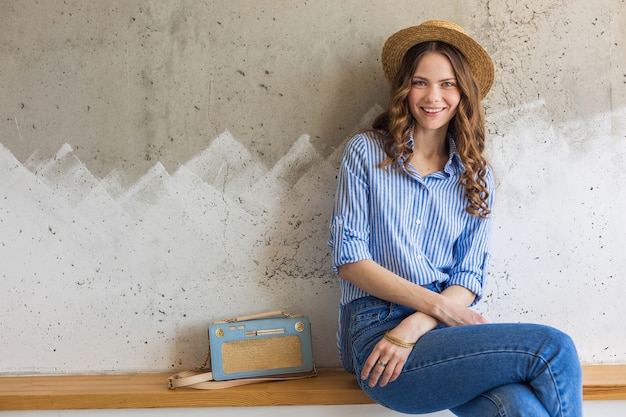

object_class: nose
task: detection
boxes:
[425,85,442,102]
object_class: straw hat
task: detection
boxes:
[381,20,494,99]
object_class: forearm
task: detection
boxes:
[403,284,479,331]
[338,259,443,319]
[337,260,485,327]
[441,284,477,308]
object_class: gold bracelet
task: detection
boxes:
[384,331,416,348]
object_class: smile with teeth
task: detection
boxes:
[422,107,446,113]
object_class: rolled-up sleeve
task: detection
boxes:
[445,170,496,304]
[328,136,372,272]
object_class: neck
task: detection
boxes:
[412,126,448,157]
[408,126,450,177]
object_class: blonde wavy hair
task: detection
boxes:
[373,41,491,218]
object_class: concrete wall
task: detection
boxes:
[0,0,624,374]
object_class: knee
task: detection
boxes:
[539,325,578,355]
[537,325,582,378]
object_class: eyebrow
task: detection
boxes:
[412,76,457,82]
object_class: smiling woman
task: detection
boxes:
[328,20,584,416]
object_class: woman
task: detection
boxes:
[328,20,582,416]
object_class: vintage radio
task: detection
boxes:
[208,311,314,381]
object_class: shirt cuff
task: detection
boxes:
[445,274,484,305]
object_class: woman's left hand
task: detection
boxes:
[361,314,433,388]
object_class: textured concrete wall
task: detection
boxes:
[0,0,624,374]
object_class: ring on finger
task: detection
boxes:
[377,359,387,368]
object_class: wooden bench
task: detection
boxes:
[0,366,624,410]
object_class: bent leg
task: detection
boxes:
[451,383,550,417]
[352,321,582,416]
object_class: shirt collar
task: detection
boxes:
[405,133,464,176]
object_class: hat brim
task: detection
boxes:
[381,20,494,99]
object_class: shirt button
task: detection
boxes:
[415,219,422,225]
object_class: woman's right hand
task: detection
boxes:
[436,292,488,327]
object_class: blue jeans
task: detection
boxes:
[339,296,583,416]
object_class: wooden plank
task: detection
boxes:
[582,365,626,400]
[0,370,372,410]
[0,366,623,410]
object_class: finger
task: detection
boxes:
[368,358,388,387]
[361,351,381,381]
[379,356,407,387]
[469,310,488,325]
[386,360,404,384]
[378,362,393,387]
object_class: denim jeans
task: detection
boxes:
[339,295,583,416]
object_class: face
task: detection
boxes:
[407,51,461,136]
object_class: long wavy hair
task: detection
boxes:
[373,41,491,218]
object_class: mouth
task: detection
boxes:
[422,107,446,114]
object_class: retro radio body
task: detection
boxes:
[208,314,313,381]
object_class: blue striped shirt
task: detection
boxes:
[328,130,494,307]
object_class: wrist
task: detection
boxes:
[428,293,450,324]
[402,311,439,339]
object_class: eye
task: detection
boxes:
[411,79,426,87]
[442,81,457,88]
